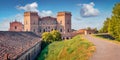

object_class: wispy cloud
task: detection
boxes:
[79,2,100,17]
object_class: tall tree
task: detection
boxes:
[100,3,120,41]
[99,18,110,33]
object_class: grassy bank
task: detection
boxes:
[37,35,95,60]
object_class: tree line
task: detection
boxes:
[99,3,120,41]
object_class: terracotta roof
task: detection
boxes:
[0,31,41,60]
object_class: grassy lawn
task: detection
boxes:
[37,35,95,60]
[93,34,120,45]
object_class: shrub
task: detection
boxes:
[41,30,62,49]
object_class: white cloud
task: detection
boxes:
[80,2,100,17]
[17,2,39,12]
[0,2,56,31]
[17,2,55,17]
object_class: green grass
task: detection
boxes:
[37,35,95,60]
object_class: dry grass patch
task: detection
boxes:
[37,35,95,60]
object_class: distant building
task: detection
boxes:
[24,11,72,39]
[9,11,72,39]
[9,20,23,31]
[24,11,72,34]
[71,29,97,36]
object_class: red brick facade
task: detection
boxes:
[9,21,23,31]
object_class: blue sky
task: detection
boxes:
[0,0,120,31]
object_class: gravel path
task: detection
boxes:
[83,35,120,60]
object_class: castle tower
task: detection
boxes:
[24,12,39,34]
[57,12,72,34]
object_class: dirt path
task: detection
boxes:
[83,35,120,60]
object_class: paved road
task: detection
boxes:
[83,35,120,60]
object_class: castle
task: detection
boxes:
[4,11,72,59]
[10,11,73,39]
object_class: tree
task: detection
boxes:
[50,30,61,41]
[42,30,62,43]
[41,30,62,49]
[109,3,120,41]
[99,18,110,33]
[112,3,120,16]
[42,32,53,43]
[87,27,91,30]
[100,3,120,41]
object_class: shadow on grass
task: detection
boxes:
[36,41,49,60]
[96,34,115,40]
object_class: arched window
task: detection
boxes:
[51,29,53,31]
[66,37,69,39]
[60,29,62,32]
[39,21,41,24]
[48,26,50,29]
[55,27,57,30]
[39,29,41,32]
[43,29,45,32]
[15,26,17,29]
[33,21,35,25]
[33,29,35,32]
[68,29,69,32]
[67,21,69,24]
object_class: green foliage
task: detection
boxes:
[37,35,95,60]
[99,18,110,33]
[50,30,61,41]
[112,3,120,16]
[87,27,91,30]
[99,3,120,41]
[42,32,53,43]
[42,30,62,43]
[41,30,62,51]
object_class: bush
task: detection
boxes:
[42,30,61,43]
[50,30,61,41]
[41,30,62,49]
[42,32,53,43]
